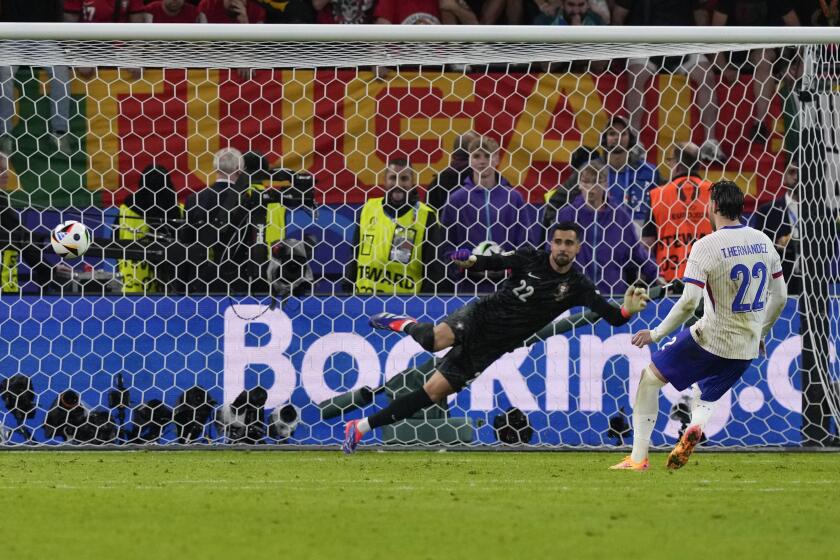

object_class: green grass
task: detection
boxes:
[0,451,838,560]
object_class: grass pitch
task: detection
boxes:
[0,451,838,560]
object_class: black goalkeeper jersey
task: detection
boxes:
[463,247,630,351]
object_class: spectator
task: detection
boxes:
[183,147,244,293]
[0,1,72,155]
[600,114,661,245]
[144,0,207,22]
[811,0,840,25]
[440,135,531,293]
[426,131,479,211]
[539,147,601,240]
[556,160,659,295]
[532,0,605,25]
[64,1,146,80]
[349,159,444,295]
[463,0,524,24]
[314,0,376,23]
[374,0,444,24]
[373,1,469,79]
[116,164,181,293]
[646,142,713,282]
[613,0,726,164]
[711,1,800,144]
[63,0,146,23]
[751,162,801,294]
[198,0,265,23]
[440,0,479,24]
[532,0,607,73]
[255,0,315,22]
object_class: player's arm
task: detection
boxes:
[632,244,708,347]
[631,282,703,347]
[448,248,531,272]
[585,284,650,327]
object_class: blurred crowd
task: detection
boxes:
[0,0,831,27]
[0,0,819,298]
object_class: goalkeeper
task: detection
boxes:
[342,221,651,453]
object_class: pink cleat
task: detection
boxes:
[369,312,416,333]
[342,419,364,454]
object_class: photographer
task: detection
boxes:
[116,164,181,294]
[224,151,316,295]
[0,151,50,292]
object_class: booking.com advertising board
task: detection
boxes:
[0,296,818,446]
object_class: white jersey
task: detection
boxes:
[681,224,783,360]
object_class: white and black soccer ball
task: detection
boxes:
[269,404,300,442]
[50,220,92,258]
[472,240,502,257]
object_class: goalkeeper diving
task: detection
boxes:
[342,221,651,453]
[612,180,788,471]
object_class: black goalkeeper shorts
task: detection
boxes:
[437,304,507,391]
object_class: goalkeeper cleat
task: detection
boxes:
[667,424,703,470]
[609,456,649,471]
[369,312,416,333]
[342,419,363,454]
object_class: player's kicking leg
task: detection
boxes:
[666,424,703,470]
[343,369,455,454]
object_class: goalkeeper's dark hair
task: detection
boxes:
[548,221,583,242]
[710,180,745,220]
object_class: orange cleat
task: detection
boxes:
[609,456,649,471]
[667,424,703,470]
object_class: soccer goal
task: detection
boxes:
[0,23,837,448]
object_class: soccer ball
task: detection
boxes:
[472,240,502,256]
[50,220,92,258]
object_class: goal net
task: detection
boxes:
[0,24,837,448]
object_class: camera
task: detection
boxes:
[246,168,316,209]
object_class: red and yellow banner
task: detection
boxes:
[73,68,788,207]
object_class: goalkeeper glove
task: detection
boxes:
[449,249,477,268]
[622,285,650,315]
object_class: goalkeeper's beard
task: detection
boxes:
[552,252,572,269]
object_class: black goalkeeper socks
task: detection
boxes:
[405,322,436,352]
[368,387,435,430]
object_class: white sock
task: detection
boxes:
[689,397,715,431]
[357,417,371,435]
[631,367,666,463]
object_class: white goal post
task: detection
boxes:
[0,23,837,449]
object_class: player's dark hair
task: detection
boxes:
[548,221,583,242]
[710,180,744,220]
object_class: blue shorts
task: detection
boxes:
[651,329,752,402]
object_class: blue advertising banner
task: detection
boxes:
[0,296,817,446]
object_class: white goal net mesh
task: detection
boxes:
[0,29,837,448]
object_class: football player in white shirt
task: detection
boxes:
[611,180,787,471]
